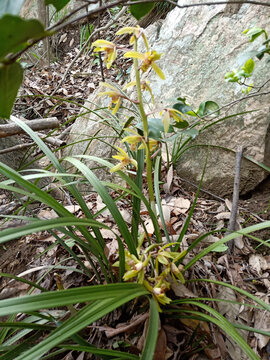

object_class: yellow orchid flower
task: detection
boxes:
[122,128,158,152]
[161,109,171,133]
[168,108,184,122]
[138,139,158,152]
[123,253,151,284]
[91,39,117,69]
[143,280,172,311]
[123,80,154,103]
[124,50,165,79]
[98,82,122,114]
[116,25,149,50]
[161,108,185,133]
[122,133,142,151]
[110,146,138,173]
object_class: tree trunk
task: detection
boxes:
[37,0,50,66]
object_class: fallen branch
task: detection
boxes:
[0,142,35,155]
[0,134,65,155]
[0,117,59,138]
[91,312,149,338]
[36,133,66,147]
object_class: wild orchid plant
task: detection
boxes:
[92,26,187,309]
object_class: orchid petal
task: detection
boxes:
[122,81,136,90]
[112,98,121,114]
[116,27,135,35]
[142,33,149,51]
[124,51,145,60]
[151,62,165,80]
[98,91,118,97]
[92,39,114,48]
[162,111,170,133]
[110,163,124,173]
[100,82,118,91]
[130,159,138,169]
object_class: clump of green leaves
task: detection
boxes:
[225,26,269,93]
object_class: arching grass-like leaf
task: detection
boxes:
[184,221,270,271]
[65,157,138,255]
[58,344,139,359]
[141,297,159,360]
[10,117,107,261]
[167,300,260,360]
[0,283,148,317]
[13,289,148,360]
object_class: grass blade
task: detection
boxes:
[168,301,260,360]
[14,290,148,360]
[184,221,270,271]
[59,344,139,359]
[65,157,137,255]
[0,283,148,316]
[141,297,159,360]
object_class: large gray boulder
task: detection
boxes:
[138,0,270,196]
[67,1,270,196]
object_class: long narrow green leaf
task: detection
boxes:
[0,169,104,255]
[0,322,54,331]
[179,229,226,264]
[184,221,270,270]
[232,323,270,337]
[186,278,270,312]
[15,290,148,360]
[0,217,109,245]
[172,297,265,310]
[177,143,270,173]
[0,273,46,292]
[59,344,139,359]
[154,156,169,242]
[0,333,40,360]
[174,149,208,251]
[65,157,137,255]
[0,283,148,316]
[168,302,260,360]
[74,155,162,243]
[131,148,144,244]
[10,118,107,263]
[141,297,159,360]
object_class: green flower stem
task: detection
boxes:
[133,38,156,213]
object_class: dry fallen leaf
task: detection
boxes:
[163,165,173,194]
[249,254,270,274]
[153,328,167,360]
[214,212,231,220]
[174,198,190,214]
[161,204,171,223]
[38,209,58,219]
[64,205,81,213]
[169,278,197,298]
[145,218,155,237]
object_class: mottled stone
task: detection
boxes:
[139,0,270,196]
[68,1,270,196]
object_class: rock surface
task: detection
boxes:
[139,0,270,196]
[64,86,125,190]
[68,1,270,196]
[0,119,28,170]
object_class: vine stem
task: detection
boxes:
[133,38,156,214]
